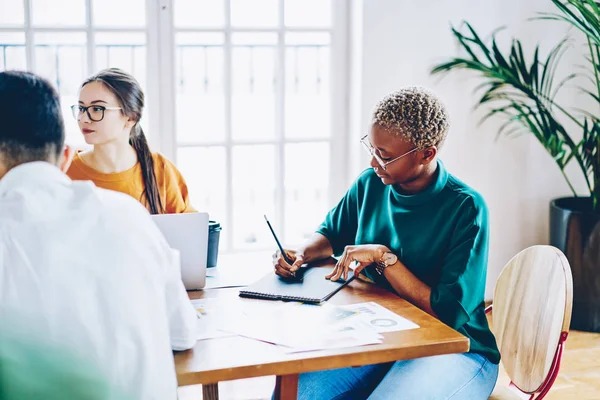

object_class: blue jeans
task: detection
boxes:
[291,352,498,400]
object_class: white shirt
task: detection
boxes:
[0,162,197,400]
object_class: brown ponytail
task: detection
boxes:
[130,124,164,214]
[82,68,164,214]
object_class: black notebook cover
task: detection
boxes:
[239,266,354,304]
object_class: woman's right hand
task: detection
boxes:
[272,249,305,279]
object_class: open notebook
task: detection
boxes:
[239,266,354,304]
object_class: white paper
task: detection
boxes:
[196,323,236,341]
[192,298,418,350]
[192,299,237,341]
[283,318,383,353]
[218,302,383,352]
[284,335,382,353]
[338,302,420,333]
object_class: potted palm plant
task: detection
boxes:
[431,0,600,332]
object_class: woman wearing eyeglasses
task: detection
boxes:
[66,68,194,214]
[272,87,499,399]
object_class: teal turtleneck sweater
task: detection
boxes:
[317,160,500,364]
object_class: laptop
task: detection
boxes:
[151,212,209,290]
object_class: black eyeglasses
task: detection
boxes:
[71,104,122,122]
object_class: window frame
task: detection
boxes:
[160,0,350,252]
[0,0,351,253]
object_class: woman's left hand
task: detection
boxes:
[326,244,389,282]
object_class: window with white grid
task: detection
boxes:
[171,0,348,252]
[0,0,349,253]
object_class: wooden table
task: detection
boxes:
[175,254,469,400]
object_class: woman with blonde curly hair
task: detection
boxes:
[272,86,500,399]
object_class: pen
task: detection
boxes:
[264,214,294,266]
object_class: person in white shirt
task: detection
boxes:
[0,71,197,400]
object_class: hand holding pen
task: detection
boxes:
[265,215,305,279]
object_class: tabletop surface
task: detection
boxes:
[174,253,470,385]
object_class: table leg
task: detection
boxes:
[274,374,299,400]
[202,383,219,400]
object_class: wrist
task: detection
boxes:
[375,246,396,275]
[376,245,391,262]
[294,251,305,262]
[295,248,308,263]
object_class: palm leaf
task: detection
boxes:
[431,21,594,201]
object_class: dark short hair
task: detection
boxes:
[0,71,65,169]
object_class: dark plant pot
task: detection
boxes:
[550,197,600,332]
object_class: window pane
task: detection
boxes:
[231,0,278,27]
[34,32,86,94]
[34,33,87,148]
[232,33,277,46]
[32,0,85,26]
[0,33,26,71]
[95,32,146,88]
[177,146,229,250]
[285,34,330,139]
[174,0,224,28]
[285,0,331,27]
[92,0,145,27]
[176,33,225,144]
[95,32,149,139]
[284,143,329,245]
[0,0,25,25]
[232,145,276,249]
[232,34,276,141]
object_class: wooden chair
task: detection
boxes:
[488,245,573,400]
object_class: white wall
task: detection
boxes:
[352,0,591,298]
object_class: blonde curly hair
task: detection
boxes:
[372,86,450,149]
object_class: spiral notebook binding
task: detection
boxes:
[239,291,318,303]
[286,296,317,302]
[239,291,278,300]
[239,268,354,304]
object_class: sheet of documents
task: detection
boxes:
[218,302,383,352]
[192,295,418,351]
[192,298,238,341]
[284,301,420,352]
[204,267,256,289]
[339,302,420,333]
